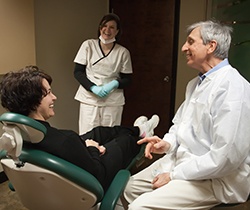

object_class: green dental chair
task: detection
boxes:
[0,112,142,210]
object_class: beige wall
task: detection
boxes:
[0,0,36,118]
[0,0,108,132]
[0,0,210,173]
[34,0,109,132]
[175,0,210,110]
[0,0,108,173]
[0,0,210,129]
[0,0,36,74]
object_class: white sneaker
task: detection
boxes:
[140,115,160,137]
[134,116,148,127]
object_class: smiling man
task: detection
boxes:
[122,20,250,210]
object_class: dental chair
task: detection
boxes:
[0,112,142,210]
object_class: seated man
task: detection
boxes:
[0,65,159,192]
[123,20,250,209]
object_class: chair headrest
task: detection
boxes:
[0,112,46,158]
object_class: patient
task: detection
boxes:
[0,65,159,192]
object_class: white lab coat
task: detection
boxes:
[164,64,250,203]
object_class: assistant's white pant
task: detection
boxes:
[123,155,221,210]
[78,103,123,135]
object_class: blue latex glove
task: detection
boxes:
[90,85,108,98]
[102,80,119,95]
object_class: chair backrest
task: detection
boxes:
[0,112,104,210]
[1,159,99,210]
[0,112,46,159]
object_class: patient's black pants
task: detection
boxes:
[81,126,141,191]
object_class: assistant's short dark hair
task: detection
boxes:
[0,65,52,116]
[97,13,122,41]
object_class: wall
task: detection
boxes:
[0,0,36,116]
[34,0,109,132]
[175,0,209,110]
[0,0,36,74]
[0,0,210,129]
[0,0,209,172]
[0,0,108,173]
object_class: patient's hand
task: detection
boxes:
[85,139,106,155]
[85,139,99,147]
[98,145,106,156]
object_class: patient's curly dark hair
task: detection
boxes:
[0,65,52,116]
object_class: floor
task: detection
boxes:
[0,179,125,210]
[3,156,249,210]
[1,177,250,210]
[0,181,28,210]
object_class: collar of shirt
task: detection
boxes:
[198,58,229,84]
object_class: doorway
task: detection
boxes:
[110,0,180,137]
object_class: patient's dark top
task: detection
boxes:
[25,120,140,191]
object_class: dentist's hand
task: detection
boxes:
[137,136,170,159]
[152,172,171,189]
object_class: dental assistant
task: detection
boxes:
[74,13,133,134]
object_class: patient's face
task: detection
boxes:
[35,79,57,121]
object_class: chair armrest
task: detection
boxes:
[99,169,130,210]
[126,143,146,170]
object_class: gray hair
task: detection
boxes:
[187,20,233,59]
